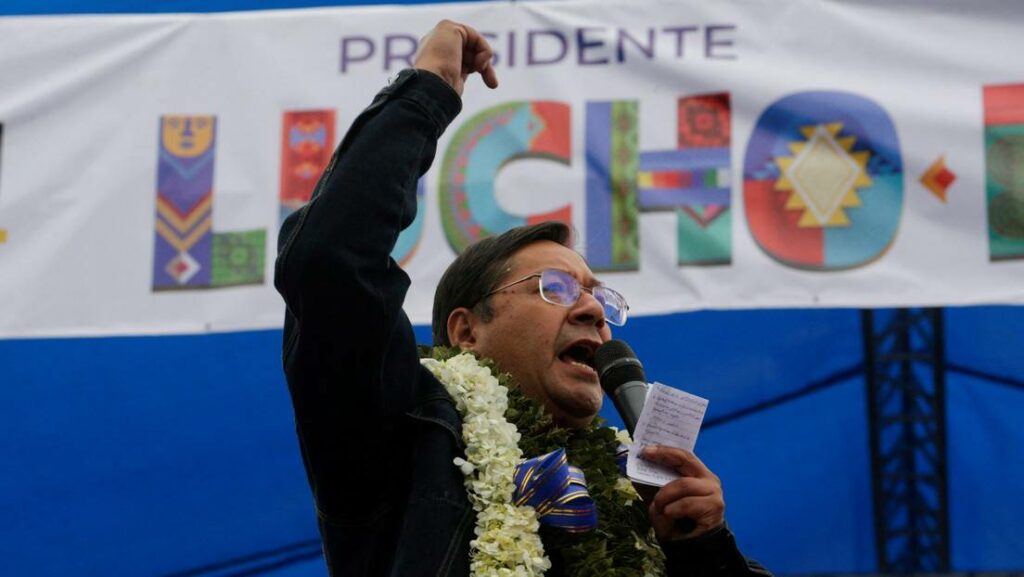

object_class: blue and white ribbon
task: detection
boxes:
[513,448,598,532]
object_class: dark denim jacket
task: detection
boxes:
[275,69,770,577]
[276,69,472,576]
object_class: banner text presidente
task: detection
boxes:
[340,24,738,73]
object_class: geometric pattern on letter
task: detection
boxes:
[743,91,903,271]
[211,230,266,287]
[775,122,870,228]
[645,93,732,266]
[279,110,336,228]
[587,94,733,270]
[438,101,572,254]
[585,101,640,271]
[154,115,216,289]
[153,115,267,290]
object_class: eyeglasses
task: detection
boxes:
[481,268,630,326]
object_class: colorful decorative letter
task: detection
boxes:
[279,110,335,227]
[277,109,421,265]
[586,93,733,271]
[585,101,640,270]
[153,115,266,290]
[438,102,572,253]
[644,93,732,266]
[743,91,903,270]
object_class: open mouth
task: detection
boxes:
[558,341,597,372]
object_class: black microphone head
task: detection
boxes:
[594,339,646,394]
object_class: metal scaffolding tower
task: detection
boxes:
[862,308,950,572]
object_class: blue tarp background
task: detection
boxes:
[2,1,1022,575]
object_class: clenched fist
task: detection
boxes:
[414,19,499,96]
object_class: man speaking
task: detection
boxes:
[275,19,769,577]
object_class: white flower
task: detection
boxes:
[613,426,634,447]
[423,353,550,576]
[454,457,476,476]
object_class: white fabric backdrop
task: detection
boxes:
[0,0,1022,338]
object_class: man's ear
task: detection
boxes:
[447,307,479,351]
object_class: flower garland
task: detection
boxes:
[420,351,551,576]
[421,347,666,577]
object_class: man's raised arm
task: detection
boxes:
[272,22,497,564]
[274,20,496,419]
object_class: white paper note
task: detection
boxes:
[626,382,709,487]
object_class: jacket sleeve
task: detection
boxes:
[662,524,773,576]
[273,70,461,519]
[275,68,459,419]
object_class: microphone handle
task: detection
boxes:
[611,380,648,435]
[674,518,697,535]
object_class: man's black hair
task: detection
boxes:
[431,221,572,346]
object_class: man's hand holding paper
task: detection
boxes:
[643,446,726,540]
[625,382,725,540]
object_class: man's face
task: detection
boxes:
[458,240,613,428]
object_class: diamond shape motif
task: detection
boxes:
[788,126,860,224]
[920,155,956,202]
[774,122,871,228]
[165,251,200,285]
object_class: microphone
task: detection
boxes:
[594,339,647,435]
[595,339,697,535]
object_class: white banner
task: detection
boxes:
[1,0,1022,338]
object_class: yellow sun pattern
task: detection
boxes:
[775,122,872,228]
